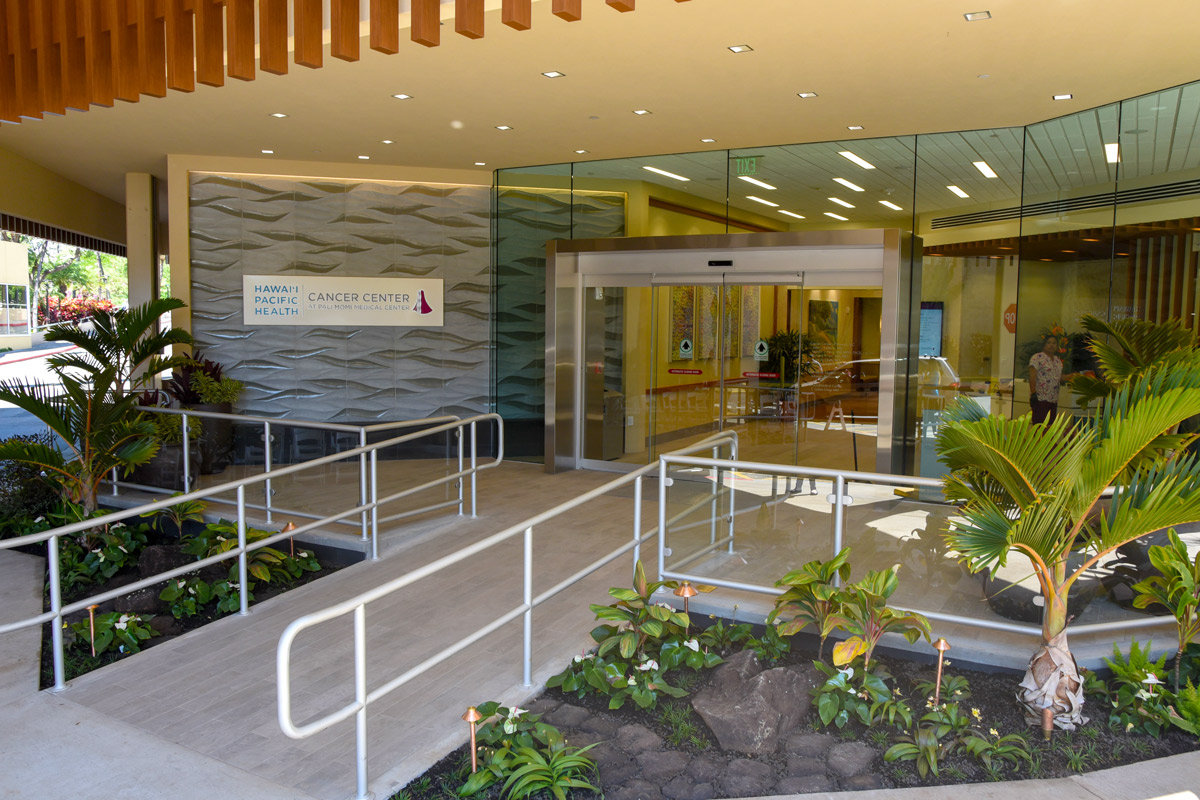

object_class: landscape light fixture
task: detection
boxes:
[463,707,484,771]
[933,638,951,705]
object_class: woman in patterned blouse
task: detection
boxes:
[1027,334,1070,424]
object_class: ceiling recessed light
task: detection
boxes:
[824,212,848,221]
[779,210,805,219]
[977,74,990,79]
[839,151,876,170]
[496,125,513,131]
[643,165,690,181]
[700,138,716,143]
[542,71,565,78]
[828,197,855,208]
[381,139,394,144]
[847,125,864,131]
[633,109,652,115]
[879,200,903,211]
[1105,142,1120,163]
[270,112,288,118]
[575,149,589,154]
[963,10,991,21]
[946,185,970,198]
[972,160,999,178]
[728,45,753,53]
[746,195,779,207]
[796,92,818,98]
[261,149,274,154]
[832,178,865,192]
[1082,238,1101,242]
[1052,93,1073,101]
[474,162,486,166]
[358,155,370,160]
[739,176,777,190]
[1061,250,1076,254]
[392,93,412,100]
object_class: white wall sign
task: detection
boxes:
[243,275,444,327]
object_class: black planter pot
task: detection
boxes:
[982,553,1102,624]
[188,401,234,474]
[130,443,200,491]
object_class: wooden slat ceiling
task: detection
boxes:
[0,0,692,124]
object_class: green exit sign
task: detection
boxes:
[733,156,761,176]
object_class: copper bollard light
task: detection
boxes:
[87,604,100,657]
[674,582,698,629]
[932,638,951,706]
[462,706,484,772]
[281,521,297,557]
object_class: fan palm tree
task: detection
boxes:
[938,354,1200,730]
[44,297,194,399]
[1071,313,1196,406]
[0,372,159,515]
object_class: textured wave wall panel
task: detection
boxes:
[189,175,491,422]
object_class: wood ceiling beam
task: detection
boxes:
[456,0,485,39]
[8,0,44,119]
[331,0,360,61]
[226,0,255,80]
[0,0,20,122]
[411,0,440,47]
[502,0,531,31]
[83,0,116,107]
[607,0,635,11]
[195,0,224,86]
[370,0,399,54]
[294,0,323,68]
[552,0,582,22]
[258,0,287,74]
[138,0,168,97]
[111,0,143,103]
[57,0,92,110]
[35,0,67,115]
[164,0,195,91]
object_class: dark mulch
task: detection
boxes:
[394,628,1200,799]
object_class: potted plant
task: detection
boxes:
[165,355,243,474]
[130,392,203,491]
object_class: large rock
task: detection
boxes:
[137,544,195,580]
[691,658,820,755]
[608,778,662,800]
[636,750,691,784]
[826,742,875,778]
[719,759,775,798]
[544,702,591,729]
[614,723,663,755]
[662,776,715,800]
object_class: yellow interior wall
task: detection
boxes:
[0,146,126,244]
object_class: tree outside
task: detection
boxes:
[0,231,129,325]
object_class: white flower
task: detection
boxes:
[574,655,583,664]
[114,621,128,631]
[118,615,130,623]
[187,587,196,595]
[34,516,44,523]
[1134,689,1154,701]
[118,545,127,553]
[216,535,226,542]
[971,707,982,720]
[177,580,186,588]
[837,666,854,681]
[1125,722,1135,732]
[989,728,999,737]
[97,553,105,562]
[1142,674,1163,686]
[657,602,674,610]
[229,582,240,590]
[298,551,308,558]
[684,639,700,652]
[637,659,659,672]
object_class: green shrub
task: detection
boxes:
[0,432,61,530]
[69,611,159,655]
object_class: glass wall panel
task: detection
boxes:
[493,164,573,460]
[1114,83,1200,332]
[1018,104,1120,421]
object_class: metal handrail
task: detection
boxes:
[0,413,504,695]
[655,452,1175,640]
[124,406,462,537]
[276,431,739,800]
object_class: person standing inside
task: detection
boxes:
[1028,334,1069,424]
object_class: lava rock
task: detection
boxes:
[786,755,825,777]
[662,776,715,800]
[842,773,885,790]
[146,615,181,637]
[580,714,621,738]
[544,703,591,729]
[597,753,639,786]
[776,774,834,793]
[607,778,663,800]
[636,750,691,783]
[525,696,561,716]
[826,742,875,778]
[615,724,663,755]
[685,756,725,783]
[709,650,762,692]
[137,545,195,580]
[783,732,834,758]
[719,758,775,797]
[114,586,165,615]
[589,742,629,768]
[691,663,819,754]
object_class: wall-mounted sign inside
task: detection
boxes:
[243,275,444,327]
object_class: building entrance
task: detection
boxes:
[546,231,922,475]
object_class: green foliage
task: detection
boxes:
[764,329,819,384]
[69,611,159,655]
[183,520,319,586]
[885,725,944,778]
[1085,640,1172,736]
[1071,314,1198,407]
[960,731,1031,774]
[824,565,931,668]
[768,548,850,661]
[745,623,790,664]
[589,560,689,661]
[165,355,242,405]
[0,432,61,529]
[59,519,150,588]
[142,493,207,538]
[913,673,971,704]
[658,637,723,672]
[697,616,753,655]
[811,661,894,729]
[143,412,203,445]
[1168,679,1200,738]
[545,651,688,711]
[191,372,244,404]
[1132,529,1200,691]
[499,744,598,800]
[658,702,701,747]
[158,576,245,618]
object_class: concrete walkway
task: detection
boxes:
[0,462,1197,800]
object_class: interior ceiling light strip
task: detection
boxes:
[839,151,876,169]
[832,178,865,192]
[879,200,903,211]
[829,197,855,208]
[1105,143,1121,163]
[930,179,1200,228]
[824,212,848,220]
[964,11,992,21]
[947,185,970,198]
[643,165,690,181]
[779,210,806,219]
[747,195,779,207]
[738,176,777,190]
[973,160,999,178]
[0,0,695,123]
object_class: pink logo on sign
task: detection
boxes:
[413,290,433,315]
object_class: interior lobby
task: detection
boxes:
[2,2,1200,799]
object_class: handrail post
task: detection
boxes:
[182,413,191,490]
[709,447,719,546]
[370,450,379,562]
[832,474,845,587]
[263,422,273,525]
[632,475,643,571]
[353,604,373,800]
[48,535,66,692]
[726,443,736,555]
[237,485,249,615]
[359,428,369,540]
[470,421,478,518]
[658,457,668,582]
[523,526,533,688]
[456,426,464,516]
